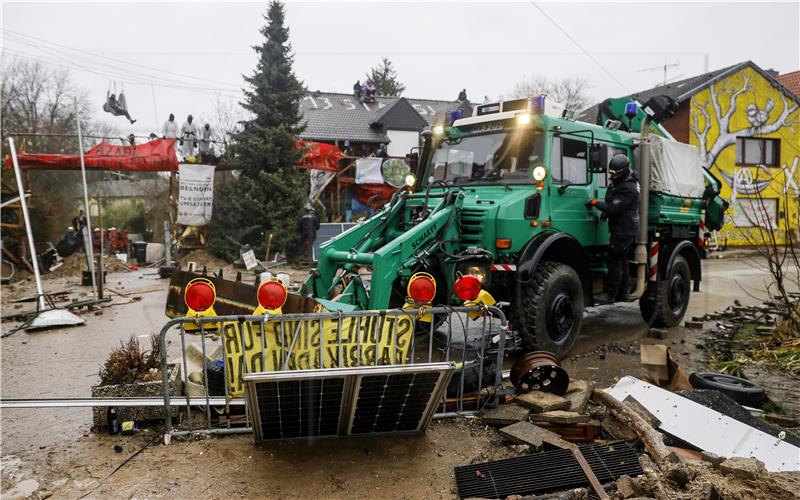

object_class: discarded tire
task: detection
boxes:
[688,372,766,408]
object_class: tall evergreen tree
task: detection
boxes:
[365,57,406,96]
[211,1,308,260]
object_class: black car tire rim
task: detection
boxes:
[668,273,686,314]
[548,292,574,342]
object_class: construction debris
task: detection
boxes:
[481,404,530,426]
[530,410,590,425]
[497,421,563,451]
[514,391,571,412]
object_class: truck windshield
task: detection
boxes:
[427,128,543,185]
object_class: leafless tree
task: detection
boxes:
[690,75,799,168]
[0,58,113,242]
[736,167,800,335]
[509,75,592,112]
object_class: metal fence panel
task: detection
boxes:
[159,305,509,439]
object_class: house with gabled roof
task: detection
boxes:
[583,61,800,246]
[298,92,470,157]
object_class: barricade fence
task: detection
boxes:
[159,305,509,437]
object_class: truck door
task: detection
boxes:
[592,145,631,246]
[549,136,595,246]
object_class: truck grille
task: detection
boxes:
[459,208,485,245]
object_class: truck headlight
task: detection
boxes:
[404,174,416,187]
[532,166,547,181]
[457,263,489,285]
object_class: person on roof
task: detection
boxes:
[457,88,468,102]
[198,124,212,162]
[353,80,362,101]
[162,114,179,139]
[180,115,197,158]
[364,81,376,101]
[103,92,136,124]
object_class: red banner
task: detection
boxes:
[295,140,343,172]
[4,138,179,172]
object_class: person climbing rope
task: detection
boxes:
[103,87,136,124]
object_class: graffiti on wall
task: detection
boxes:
[689,66,800,245]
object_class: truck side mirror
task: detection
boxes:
[588,143,608,173]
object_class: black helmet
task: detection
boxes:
[608,154,630,181]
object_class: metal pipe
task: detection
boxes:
[75,98,98,299]
[632,115,652,299]
[7,138,46,309]
[2,397,246,408]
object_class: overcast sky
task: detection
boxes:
[2,1,799,139]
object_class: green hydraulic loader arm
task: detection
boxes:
[304,189,464,311]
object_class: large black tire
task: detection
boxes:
[517,262,583,359]
[689,372,767,408]
[639,255,691,327]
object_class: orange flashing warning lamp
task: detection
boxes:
[184,278,219,330]
[404,272,437,322]
[496,238,512,249]
[254,280,288,315]
[454,274,481,302]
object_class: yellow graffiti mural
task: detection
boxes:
[689,66,800,245]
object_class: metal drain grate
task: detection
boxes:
[454,442,642,499]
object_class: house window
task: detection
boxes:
[735,138,780,166]
[551,137,588,185]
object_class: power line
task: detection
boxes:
[1,28,243,90]
[1,34,243,95]
[2,48,242,98]
[526,1,631,93]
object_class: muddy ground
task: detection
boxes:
[1,253,796,498]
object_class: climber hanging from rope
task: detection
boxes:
[102,81,136,124]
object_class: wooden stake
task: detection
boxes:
[265,233,273,262]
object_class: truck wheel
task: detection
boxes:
[639,255,691,327]
[517,261,583,359]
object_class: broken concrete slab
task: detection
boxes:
[514,391,570,412]
[565,379,594,413]
[601,414,638,441]
[530,410,591,425]
[481,404,530,427]
[615,474,646,499]
[719,457,767,480]
[700,451,725,467]
[498,421,564,451]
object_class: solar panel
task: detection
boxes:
[244,363,455,441]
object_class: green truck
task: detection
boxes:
[304,94,728,358]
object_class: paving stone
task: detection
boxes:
[564,379,594,413]
[498,421,563,451]
[481,404,530,426]
[616,474,646,499]
[530,410,591,425]
[684,321,704,329]
[647,328,668,339]
[514,391,570,412]
[719,457,766,480]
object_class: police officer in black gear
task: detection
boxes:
[586,154,640,302]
